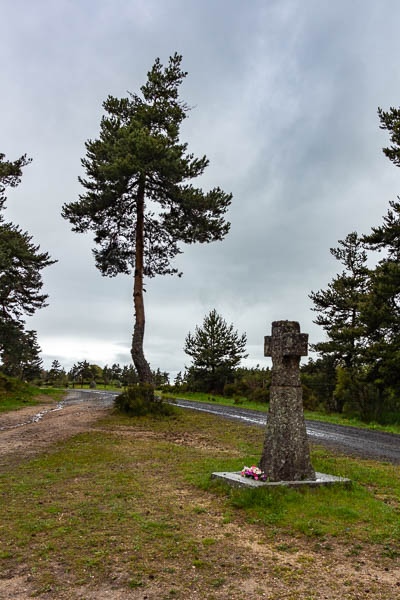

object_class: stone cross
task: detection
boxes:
[259,321,315,481]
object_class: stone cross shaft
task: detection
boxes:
[259,321,315,482]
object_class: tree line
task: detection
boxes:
[39,360,169,389]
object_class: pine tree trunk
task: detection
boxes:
[131,180,153,384]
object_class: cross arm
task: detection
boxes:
[264,333,308,358]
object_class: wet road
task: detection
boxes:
[171,397,400,464]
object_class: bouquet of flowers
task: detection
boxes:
[241,465,267,481]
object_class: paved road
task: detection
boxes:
[170,397,400,464]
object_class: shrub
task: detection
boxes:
[159,383,188,395]
[334,366,399,423]
[233,380,251,397]
[233,395,244,405]
[249,387,269,404]
[302,384,319,410]
[114,384,176,417]
[223,383,237,397]
[0,373,14,393]
[159,384,173,393]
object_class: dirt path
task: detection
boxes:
[0,391,112,469]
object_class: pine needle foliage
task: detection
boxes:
[184,309,248,393]
[62,53,232,383]
[0,153,55,379]
[309,232,369,371]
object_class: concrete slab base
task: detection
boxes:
[211,471,351,490]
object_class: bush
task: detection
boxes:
[159,383,188,395]
[114,384,176,417]
[223,381,251,397]
[223,383,237,397]
[334,366,398,423]
[233,380,251,397]
[302,384,319,410]
[158,384,173,393]
[233,395,244,405]
[224,383,236,398]
[249,387,269,403]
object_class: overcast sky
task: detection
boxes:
[2,0,400,376]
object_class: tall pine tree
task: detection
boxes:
[361,106,400,396]
[62,54,231,384]
[309,232,369,371]
[184,309,247,393]
[0,153,55,377]
[1,321,43,380]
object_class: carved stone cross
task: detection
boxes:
[264,324,308,360]
[264,322,308,387]
[259,321,315,481]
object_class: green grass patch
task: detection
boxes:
[304,409,400,435]
[213,480,400,542]
[0,373,64,413]
[161,390,267,411]
[160,390,400,435]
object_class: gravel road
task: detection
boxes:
[171,397,400,464]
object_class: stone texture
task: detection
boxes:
[259,320,316,481]
[211,471,351,489]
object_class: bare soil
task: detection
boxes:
[0,393,109,469]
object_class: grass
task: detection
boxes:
[209,454,400,543]
[161,390,258,409]
[0,407,400,597]
[0,374,64,413]
[161,390,400,435]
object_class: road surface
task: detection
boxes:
[171,396,400,464]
